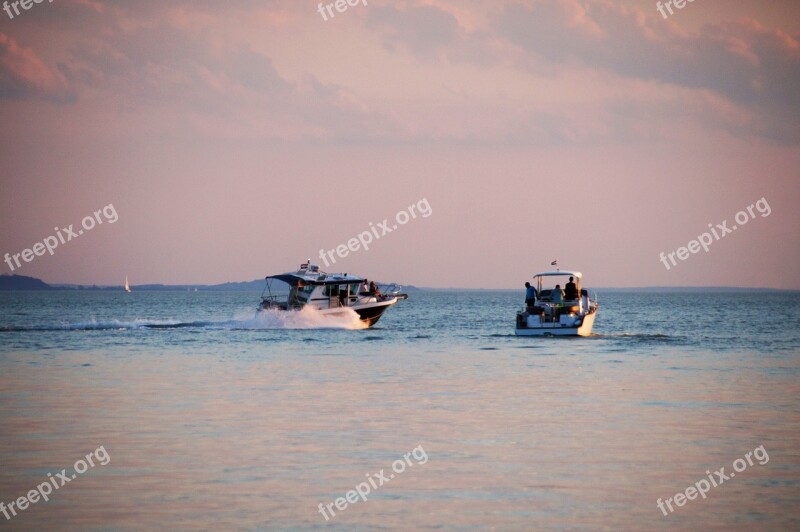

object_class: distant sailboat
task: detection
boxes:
[124,276,132,293]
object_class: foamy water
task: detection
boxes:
[234,306,368,330]
[0,304,367,332]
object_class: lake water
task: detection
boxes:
[0,290,798,530]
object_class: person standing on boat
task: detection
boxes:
[552,284,564,304]
[361,279,370,295]
[525,282,537,308]
[564,276,578,300]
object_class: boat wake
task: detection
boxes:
[236,306,368,330]
[601,333,675,340]
[0,307,368,332]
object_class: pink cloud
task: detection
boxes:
[0,33,72,101]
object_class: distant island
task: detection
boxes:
[0,274,52,291]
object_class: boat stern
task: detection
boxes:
[515,307,597,336]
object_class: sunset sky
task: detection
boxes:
[1,0,798,288]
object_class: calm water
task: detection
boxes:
[0,290,799,530]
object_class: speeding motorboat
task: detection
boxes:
[257,261,408,327]
[515,269,598,336]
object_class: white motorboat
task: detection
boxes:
[515,269,598,336]
[257,261,407,327]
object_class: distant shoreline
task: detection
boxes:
[1,275,796,293]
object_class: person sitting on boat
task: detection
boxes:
[551,284,564,304]
[564,277,578,300]
[369,281,382,299]
[525,282,537,308]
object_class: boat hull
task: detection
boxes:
[515,310,597,336]
[258,298,398,328]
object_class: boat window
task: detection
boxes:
[323,284,340,297]
[298,285,315,299]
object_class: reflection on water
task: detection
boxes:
[0,291,799,529]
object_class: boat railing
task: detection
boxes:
[259,294,304,311]
[378,283,401,294]
[519,291,598,323]
[261,294,289,304]
[378,283,409,300]
[520,301,583,322]
[584,289,599,313]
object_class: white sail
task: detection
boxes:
[124,276,131,292]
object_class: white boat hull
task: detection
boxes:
[260,296,400,327]
[515,310,596,336]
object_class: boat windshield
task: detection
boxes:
[536,275,581,301]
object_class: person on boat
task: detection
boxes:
[369,281,382,299]
[360,279,370,295]
[564,277,578,300]
[551,284,564,304]
[288,286,299,306]
[525,282,537,308]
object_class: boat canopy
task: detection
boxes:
[266,273,365,286]
[533,271,582,279]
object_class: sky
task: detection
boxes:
[0,0,798,289]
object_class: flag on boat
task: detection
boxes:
[551,260,558,266]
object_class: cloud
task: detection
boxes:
[354,1,798,143]
[367,4,460,59]
[0,33,72,102]
[2,0,797,145]
[53,16,398,141]
[492,0,800,142]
